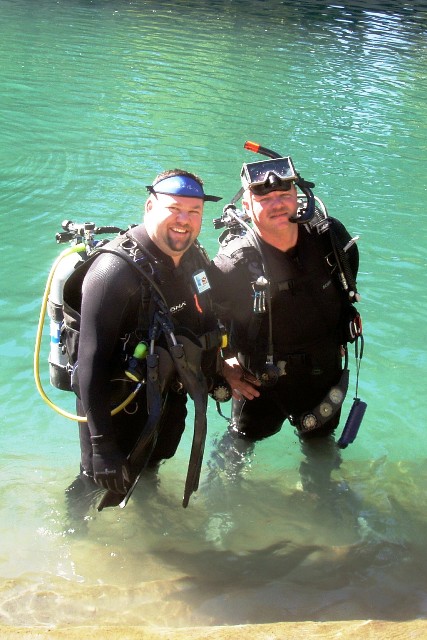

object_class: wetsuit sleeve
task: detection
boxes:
[77,253,141,439]
[207,255,256,359]
[208,254,255,322]
[208,254,240,319]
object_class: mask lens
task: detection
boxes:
[242,157,297,184]
[250,179,293,196]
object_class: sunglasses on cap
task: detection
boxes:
[241,157,298,196]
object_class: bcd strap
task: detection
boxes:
[94,242,170,312]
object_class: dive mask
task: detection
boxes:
[241,156,298,196]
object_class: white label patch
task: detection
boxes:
[193,269,211,294]
[170,301,186,314]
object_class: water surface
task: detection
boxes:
[1,0,426,631]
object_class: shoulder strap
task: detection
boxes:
[94,241,170,315]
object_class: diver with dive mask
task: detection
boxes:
[210,141,365,449]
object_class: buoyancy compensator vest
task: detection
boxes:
[217,196,361,354]
[60,231,223,392]
[35,220,228,417]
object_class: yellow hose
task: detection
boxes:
[34,244,141,422]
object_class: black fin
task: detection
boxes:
[169,335,208,508]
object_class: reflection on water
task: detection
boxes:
[1,0,427,631]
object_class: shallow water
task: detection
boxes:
[1,0,427,631]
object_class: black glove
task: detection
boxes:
[91,435,130,494]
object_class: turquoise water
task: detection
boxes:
[1,0,427,629]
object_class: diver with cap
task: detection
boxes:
[67,168,225,505]
[208,145,362,481]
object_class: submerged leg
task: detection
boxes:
[207,427,255,482]
[298,431,343,495]
[146,389,187,465]
[64,468,102,536]
[207,390,284,482]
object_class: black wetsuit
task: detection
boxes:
[209,223,352,441]
[76,225,218,475]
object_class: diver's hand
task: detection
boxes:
[91,435,130,494]
[221,357,261,401]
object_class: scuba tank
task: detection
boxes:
[47,247,86,390]
[46,220,124,390]
[34,220,127,420]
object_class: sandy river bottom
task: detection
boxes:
[1,620,427,639]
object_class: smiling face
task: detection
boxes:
[242,184,299,249]
[144,192,204,265]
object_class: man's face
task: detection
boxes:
[145,192,204,261]
[243,184,298,239]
